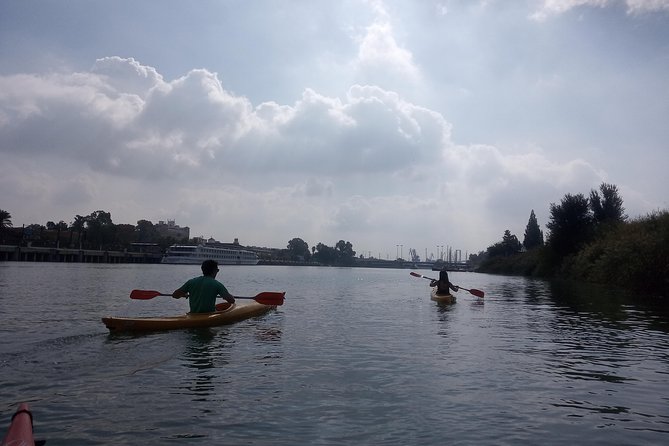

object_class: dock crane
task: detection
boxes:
[408,248,420,262]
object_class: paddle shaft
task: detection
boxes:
[135,292,264,300]
[409,272,485,298]
[154,292,261,300]
[130,289,285,305]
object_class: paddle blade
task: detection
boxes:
[410,271,435,281]
[130,289,167,300]
[254,291,285,306]
[467,288,485,298]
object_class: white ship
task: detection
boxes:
[161,244,259,265]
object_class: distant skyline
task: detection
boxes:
[1,1,668,259]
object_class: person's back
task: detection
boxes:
[172,260,235,313]
[180,275,227,313]
[436,270,457,295]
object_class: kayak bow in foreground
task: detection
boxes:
[2,403,45,446]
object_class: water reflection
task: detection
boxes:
[553,399,631,415]
[253,327,283,344]
[177,329,233,399]
[469,298,484,311]
[549,280,636,323]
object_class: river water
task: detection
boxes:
[1,262,668,445]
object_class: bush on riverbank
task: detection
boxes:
[561,211,669,294]
[478,211,669,297]
[473,248,546,276]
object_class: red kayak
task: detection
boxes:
[2,403,37,446]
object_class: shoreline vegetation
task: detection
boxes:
[2,182,667,299]
[473,183,668,300]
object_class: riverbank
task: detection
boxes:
[0,245,455,271]
[0,244,162,263]
[476,211,669,298]
[1,244,474,271]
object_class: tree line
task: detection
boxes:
[0,209,188,250]
[0,208,358,266]
[283,238,357,266]
[475,183,668,297]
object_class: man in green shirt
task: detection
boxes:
[172,260,236,313]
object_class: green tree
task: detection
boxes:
[86,210,114,249]
[590,183,627,227]
[503,230,522,254]
[136,219,159,242]
[287,237,311,261]
[70,215,87,247]
[45,221,68,231]
[115,224,137,248]
[523,210,544,250]
[335,240,356,266]
[46,220,68,247]
[313,242,336,264]
[0,209,12,230]
[487,230,522,257]
[546,193,593,258]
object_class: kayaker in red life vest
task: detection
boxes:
[172,260,236,313]
[430,269,459,295]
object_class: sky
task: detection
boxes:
[1,0,668,261]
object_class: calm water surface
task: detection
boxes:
[1,263,668,445]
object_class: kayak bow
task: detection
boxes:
[2,403,36,446]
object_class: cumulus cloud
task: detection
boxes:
[354,22,421,81]
[0,58,447,180]
[350,2,421,89]
[0,57,613,252]
[531,0,669,20]
[91,56,165,98]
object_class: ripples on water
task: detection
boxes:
[1,263,668,445]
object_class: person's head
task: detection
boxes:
[201,260,219,276]
[439,269,449,281]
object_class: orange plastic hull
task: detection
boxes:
[430,289,456,304]
[102,302,275,332]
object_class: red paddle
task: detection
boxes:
[130,289,285,306]
[409,271,485,298]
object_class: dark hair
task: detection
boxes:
[201,260,219,275]
[439,270,449,281]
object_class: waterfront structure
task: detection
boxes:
[0,245,161,263]
[161,243,259,265]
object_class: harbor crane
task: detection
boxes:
[408,248,420,262]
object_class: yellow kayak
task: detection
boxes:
[102,302,276,333]
[431,288,456,304]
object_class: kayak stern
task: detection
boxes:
[430,289,456,304]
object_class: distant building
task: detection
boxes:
[193,236,243,249]
[156,220,190,240]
